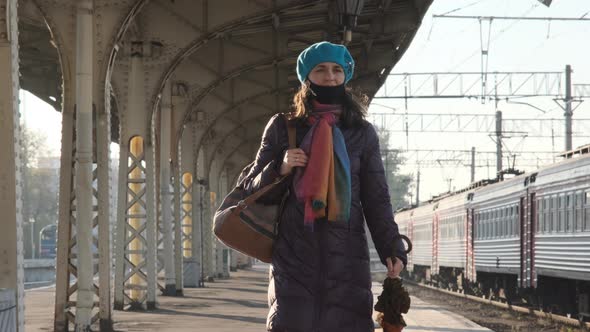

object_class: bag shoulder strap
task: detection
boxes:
[240,113,295,206]
[286,114,296,149]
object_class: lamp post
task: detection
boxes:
[28,217,36,259]
[334,0,365,44]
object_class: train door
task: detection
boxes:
[519,192,535,288]
[519,196,526,288]
[529,193,536,288]
[466,208,476,281]
[432,211,439,277]
[407,212,414,271]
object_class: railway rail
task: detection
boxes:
[405,279,590,332]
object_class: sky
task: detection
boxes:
[366,0,590,202]
[21,0,590,204]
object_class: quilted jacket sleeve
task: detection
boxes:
[239,114,291,203]
[359,123,408,267]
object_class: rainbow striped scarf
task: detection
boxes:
[294,101,351,228]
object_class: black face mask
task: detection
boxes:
[309,81,346,104]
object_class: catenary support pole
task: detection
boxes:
[564,65,573,151]
[471,147,476,183]
[495,110,502,176]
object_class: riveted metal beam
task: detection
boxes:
[0,1,25,330]
[205,115,271,175]
[150,0,317,123]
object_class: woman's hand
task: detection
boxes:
[386,257,404,279]
[279,148,308,175]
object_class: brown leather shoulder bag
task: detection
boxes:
[213,114,295,263]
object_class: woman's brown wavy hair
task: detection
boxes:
[290,83,369,128]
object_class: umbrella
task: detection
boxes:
[374,234,412,332]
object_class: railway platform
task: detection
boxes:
[25,263,491,332]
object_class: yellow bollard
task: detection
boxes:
[129,136,144,303]
[182,173,193,258]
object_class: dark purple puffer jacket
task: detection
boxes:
[241,114,407,332]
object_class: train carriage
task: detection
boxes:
[435,191,473,283]
[531,155,590,283]
[396,146,590,318]
[395,203,434,277]
[471,175,524,277]
[527,153,590,317]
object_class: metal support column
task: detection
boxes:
[54,105,75,332]
[145,121,158,310]
[114,45,157,310]
[170,86,186,296]
[564,65,573,151]
[172,151,184,294]
[97,63,113,332]
[159,84,176,295]
[495,110,502,176]
[200,147,214,279]
[181,124,199,287]
[471,147,476,183]
[209,169,227,279]
[74,1,95,329]
[0,1,24,330]
[415,169,420,206]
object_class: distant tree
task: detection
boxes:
[20,126,59,259]
[375,127,413,211]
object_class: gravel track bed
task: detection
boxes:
[404,283,587,332]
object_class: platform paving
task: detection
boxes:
[25,263,491,331]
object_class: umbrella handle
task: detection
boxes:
[392,234,412,259]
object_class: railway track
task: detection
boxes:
[404,280,590,332]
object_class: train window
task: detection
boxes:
[560,195,566,232]
[543,197,551,233]
[575,192,583,232]
[490,214,494,239]
[585,192,590,231]
[567,193,574,233]
[498,210,503,237]
[538,198,543,233]
[514,206,520,236]
[535,198,543,233]
[505,216,510,237]
[492,212,497,239]
[511,206,516,236]
[549,195,559,232]
[477,220,485,240]
[508,207,512,236]
[497,211,502,238]
[480,213,484,239]
[502,207,510,237]
[476,214,480,239]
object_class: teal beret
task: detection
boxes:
[296,41,355,83]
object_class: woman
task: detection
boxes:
[241,41,407,332]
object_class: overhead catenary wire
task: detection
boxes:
[439,0,489,16]
[439,3,541,72]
